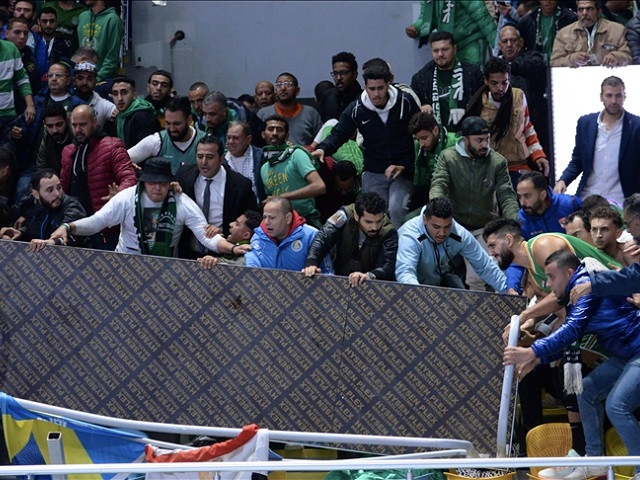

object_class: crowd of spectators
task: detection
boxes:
[0,0,640,475]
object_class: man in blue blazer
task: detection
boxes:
[554,76,640,206]
[176,134,258,259]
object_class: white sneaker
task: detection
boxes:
[562,466,607,480]
[538,449,581,479]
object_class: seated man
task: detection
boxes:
[34,158,247,258]
[396,197,508,292]
[318,51,362,122]
[245,196,333,273]
[303,192,397,286]
[550,0,631,67]
[0,168,85,244]
[504,250,640,480]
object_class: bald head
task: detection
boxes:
[70,105,97,144]
[498,25,523,61]
[254,80,275,108]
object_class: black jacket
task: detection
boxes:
[305,203,397,280]
[318,81,362,122]
[317,88,419,178]
[627,11,640,65]
[105,109,161,149]
[410,60,484,108]
[504,49,549,149]
[13,193,86,241]
[175,164,258,257]
[517,6,577,54]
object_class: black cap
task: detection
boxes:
[138,158,176,183]
[460,116,490,136]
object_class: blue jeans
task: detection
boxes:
[361,171,413,229]
[578,353,640,457]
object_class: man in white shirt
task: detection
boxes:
[31,158,248,258]
[554,76,640,205]
[224,120,265,202]
[175,134,257,258]
[127,96,205,173]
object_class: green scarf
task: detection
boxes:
[134,183,177,257]
[263,144,320,169]
[431,60,464,127]
[115,96,156,142]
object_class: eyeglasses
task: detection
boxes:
[330,70,352,78]
[274,81,295,89]
[47,73,68,79]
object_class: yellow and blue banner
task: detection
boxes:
[1,392,145,479]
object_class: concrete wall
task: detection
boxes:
[129,1,430,98]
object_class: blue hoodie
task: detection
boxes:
[517,187,582,239]
[532,264,640,364]
[245,211,334,273]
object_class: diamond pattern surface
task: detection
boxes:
[0,240,525,454]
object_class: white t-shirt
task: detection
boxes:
[88,91,117,128]
[73,185,223,255]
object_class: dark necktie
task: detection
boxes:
[202,179,212,222]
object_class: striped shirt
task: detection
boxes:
[0,40,31,118]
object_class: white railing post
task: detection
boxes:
[496,315,520,457]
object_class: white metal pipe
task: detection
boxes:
[46,432,66,480]
[15,397,473,452]
[496,315,520,457]
[0,456,638,476]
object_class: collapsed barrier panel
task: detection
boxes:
[0,240,526,454]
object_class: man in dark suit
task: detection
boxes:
[554,76,640,207]
[176,134,258,259]
[224,121,266,203]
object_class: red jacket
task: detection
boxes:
[60,135,137,214]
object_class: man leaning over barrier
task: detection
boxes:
[29,158,248,258]
[504,249,640,480]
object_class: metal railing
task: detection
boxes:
[15,396,475,454]
[0,455,638,477]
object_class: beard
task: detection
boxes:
[40,196,62,210]
[496,247,515,270]
[468,143,489,159]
